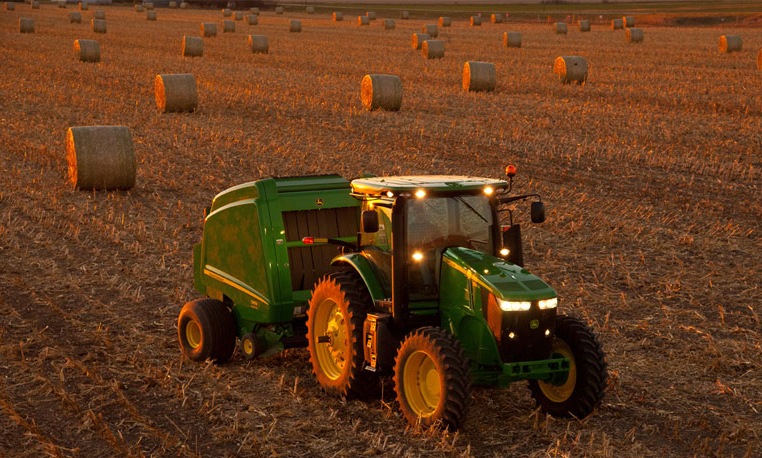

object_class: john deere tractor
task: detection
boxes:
[178,170,607,428]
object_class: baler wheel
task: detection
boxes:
[177,298,236,363]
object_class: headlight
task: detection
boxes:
[500,300,531,312]
[538,297,558,309]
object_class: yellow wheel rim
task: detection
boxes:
[185,320,202,350]
[538,338,577,403]
[243,338,254,355]
[313,298,347,380]
[403,350,441,418]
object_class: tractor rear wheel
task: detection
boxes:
[529,315,608,418]
[307,271,377,398]
[394,327,472,429]
[177,298,236,363]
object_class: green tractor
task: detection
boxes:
[178,170,608,428]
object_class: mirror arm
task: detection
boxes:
[498,193,541,205]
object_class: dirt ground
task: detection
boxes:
[0,4,760,457]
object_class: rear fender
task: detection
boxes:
[330,253,386,303]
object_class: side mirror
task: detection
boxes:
[531,201,546,224]
[362,210,379,233]
[501,224,524,267]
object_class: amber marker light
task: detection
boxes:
[505,165,516,177]
[412,252,423,261]
[415,189,426,198]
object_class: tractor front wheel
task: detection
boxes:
[177,298,236,363]
[394,327,471,429]
[307,271,376,398]
[529,315,608,418]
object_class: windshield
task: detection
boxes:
[406,195,493,299]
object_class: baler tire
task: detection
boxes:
[393,327,472,429]
[529,315,608,418]
[306,271,377,399]
[177,298,236,364]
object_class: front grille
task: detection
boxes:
[498,308,556,363]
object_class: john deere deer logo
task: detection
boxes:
[316,198,324,207]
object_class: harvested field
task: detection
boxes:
[0,4,761,458]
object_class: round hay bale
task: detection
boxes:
[91,19,106,33]
[201,22,216,37]
[31,1,39,9]
[234,11,243,20]
[5,2,15,11]
[66,126,136,190]
[361,74,402,111]
[169,1,177,8]
[146,11,156,21]
[422,40,444,59]
[332,11,342,21]
[306,6,313,14]
[757,48,762,71]
[401,10,408,20]
[470,16,481,26]
[94,10,104,19]
[180,2,189,9]
[69,12,81,23]
[422,24,438,38]
[626,28,643,43]
[438,16,450,27]
[366,11,376,20]
[382,19,395,29]
[19,18,34,34]
[222,20,234,33]
[246,14,257,25]
[491,14,502,24]
[135,5,143,12]
[555,22,567,34]
[411,33,430,50]
[462,61,496,92]
[579,20,590,32]
[250,7,258,14]
[248,34,268,54]
[554,56,587,85]
[611,19,623,30]
[623,16,634,27]
[74,39,100,62]
[78,2,87,11]
[144,2,153,10]
[155,74,197,113]
[182,36,202,57]
[357,15,369,26]
[289,19,301,32]
[719,34,742,53]
[275,6,283,15]
[58,1,65,8]
[503,31,521,48]
[222,8,231,17]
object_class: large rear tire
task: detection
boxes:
[307,271,377,398]
[177,298,236,363]
[393,327,472,429]
[529,315,607,418]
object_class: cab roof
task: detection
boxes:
[351,175,508,194]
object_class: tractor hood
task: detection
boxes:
[442,247,556,302]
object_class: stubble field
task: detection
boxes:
[0,4,760,457]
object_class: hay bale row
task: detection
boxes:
[250,7,258,14]
[422,24,438,38]
[19,18,33,33]
[332,12,342,21]
[306,6,313,14]
[94,10,104,19]
[74,39,99,62]
[554,56,587,85]
[147,10,156,21]
[31,1,39,8]
[66,126,136,190]
[91,18,106,33]
[235,11,243,20]
[439,16,450,27]
[246,14,257,25]
[181,2,188,9]
[155,73,197,113]
[275,6,283,15]
[757,48,762,71]
[471,16,481,26]
[357,16,369,26]
[503,31,521,48]
[411,33,430,50]
[626,28,643,43]
[169,1,177,8]
[401,10,408,20]
[290,20,301,32]
[144,2,153,10]
[135,5,143,12]
[422,40,444,59]
[58,1,65,8]
[623,16,634,27]
[222,20,234,32]
[579,20,590,32]
[201,23,216,37]
[611,18,623,30]
[69,11,81,23]
[366,11,376,20]
[79,2,87,11]
[719,34,742,53]
[555,22,567,34]
[361,74,401,111]
[491,14,502,24]
[382,19,394,30]
[182,36,202,57]
[5,2,15,11]
[249,34,267,54]
[463,61,495,92]
[222,8,231,17]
